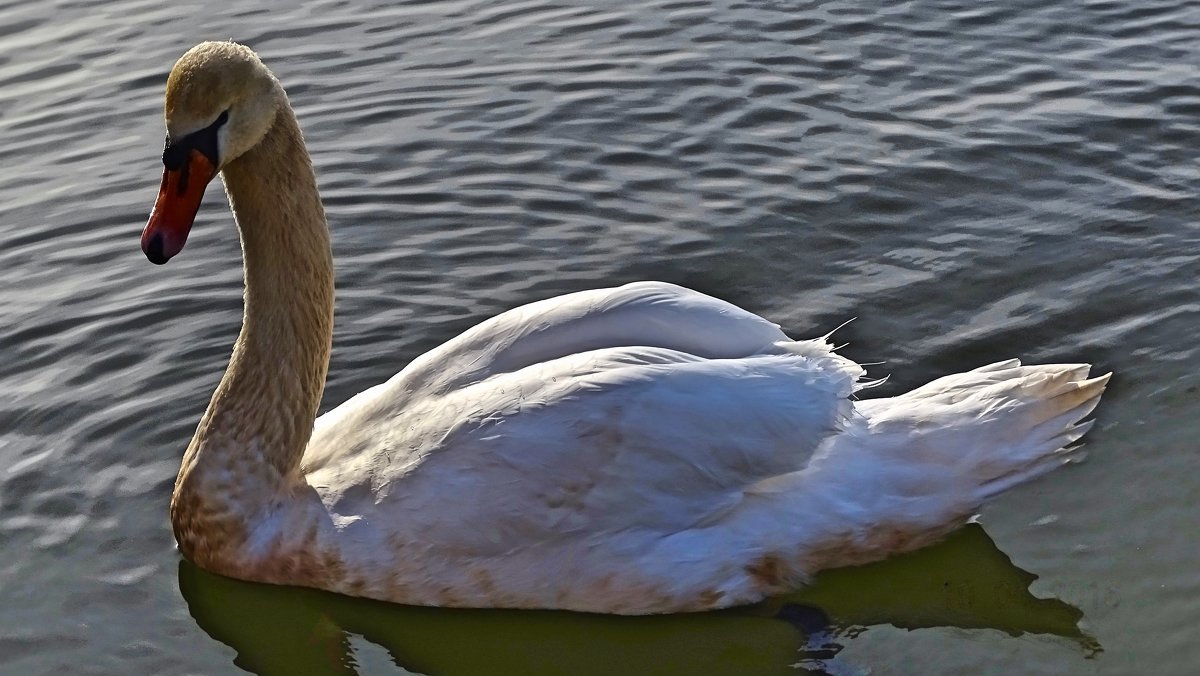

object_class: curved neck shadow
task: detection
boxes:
[178,524,1098,675]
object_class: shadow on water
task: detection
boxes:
[179,524,1098,676]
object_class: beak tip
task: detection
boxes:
[143,230,171,265]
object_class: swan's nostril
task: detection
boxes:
[145,231,169,265]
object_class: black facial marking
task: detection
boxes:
[161,109,230,174]
[177,154,191,195]
[162,137,189,170]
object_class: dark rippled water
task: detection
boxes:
[1,0,1197,673]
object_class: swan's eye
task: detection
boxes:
[215,110,229,127]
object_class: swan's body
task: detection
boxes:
[143,42,1108,614]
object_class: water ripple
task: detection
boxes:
[0,0,1197,673]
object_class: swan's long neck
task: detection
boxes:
[171,103,334,566]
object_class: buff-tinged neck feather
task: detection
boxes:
[171,101,333,565]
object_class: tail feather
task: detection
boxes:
[1040,374,1110,423]
[865,362,1110,508]
[976,444,1086,500]
[1028,375,1109,441]
[743,360,1110,577]
[970,358,1022,373]
[897,361,1092,406]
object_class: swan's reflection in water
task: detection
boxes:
[179,524,1097,675]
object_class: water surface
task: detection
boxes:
[1,0,1197,673]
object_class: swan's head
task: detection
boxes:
[141,41,282,264]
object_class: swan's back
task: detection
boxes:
[303,281,861,472]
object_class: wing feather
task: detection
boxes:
[308,343,861,553]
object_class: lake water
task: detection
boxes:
[1,0,1197,673]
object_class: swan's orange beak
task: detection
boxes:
[141,149,216,265]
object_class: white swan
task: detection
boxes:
[140,42,1109,614]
